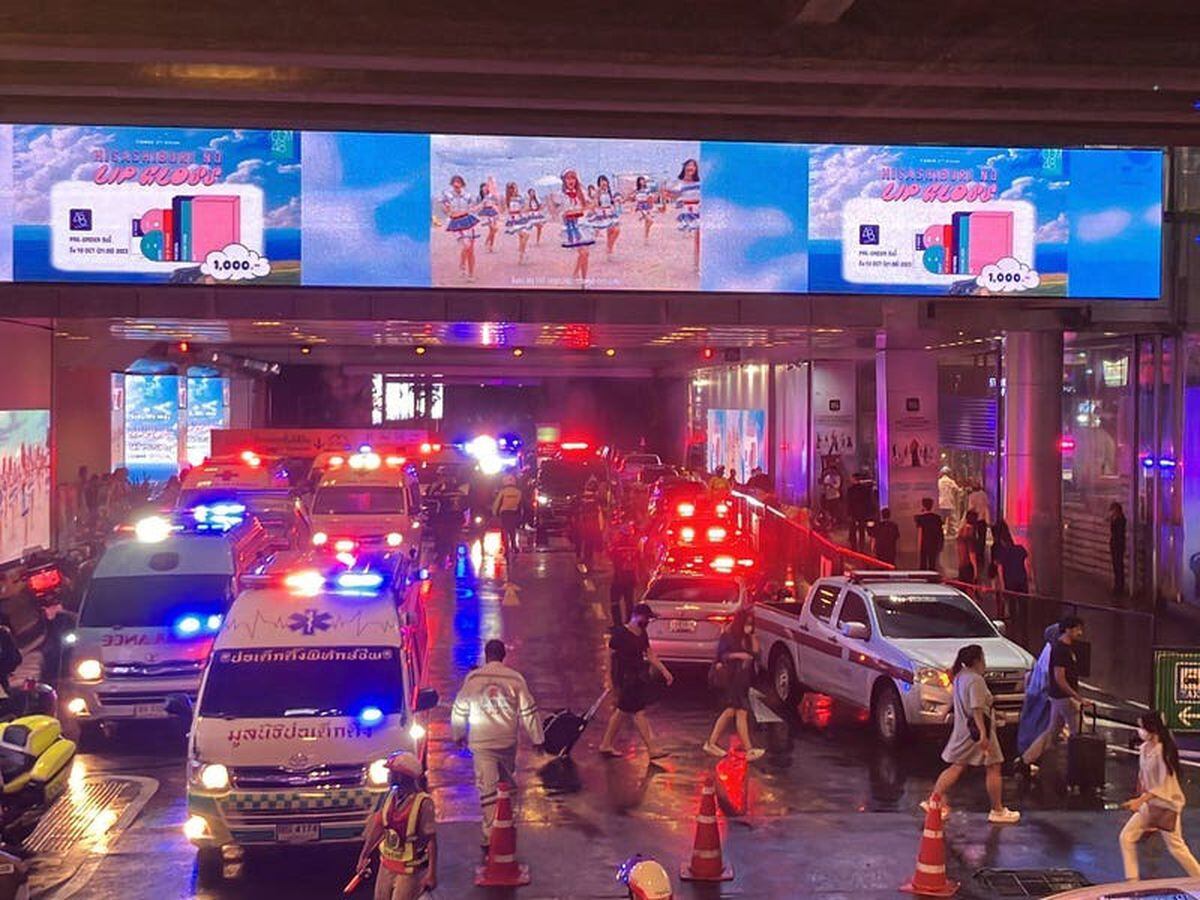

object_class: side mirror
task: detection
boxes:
[165,693,194,719]
[992,619,1007,636]
[415,688,439,712]
[839,621,870,641]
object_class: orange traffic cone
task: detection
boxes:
[475,781,531,887]
[680,773,733,882]
[900,793,958,897]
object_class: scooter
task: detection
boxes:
[0,683,77,846]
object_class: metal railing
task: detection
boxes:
[728,490,1157,706]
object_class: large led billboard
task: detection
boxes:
[0,410,50,564]
[0,124,1164,299]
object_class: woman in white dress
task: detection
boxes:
[553,169,595,285]
[588,174,622,258]
[503,182,530,265]
[633,176,655,243]
[671,158,701,274]
[440,174,478,281]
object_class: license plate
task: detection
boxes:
[134,703,163,718]
[668,619,697,633]
[277,823,320,843]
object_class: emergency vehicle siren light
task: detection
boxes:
[336,571,384,590]
[134,516,175,544]
[174,613,224,638]
[677,502,696,517]
[311,531,328,546]
[358,706,384,726]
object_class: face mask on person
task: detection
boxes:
[1137,726,1150,742]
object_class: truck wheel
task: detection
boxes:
[872,682,907,747]
[769,649,799,707]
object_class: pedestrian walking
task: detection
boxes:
[928,644,1020,824]
[607,523,640,626]
[845,471,875,553]
[356,751,438,900]
[1119,710,1200,880]
[707,466,731,496]
[1016,622,1062,763]
[871,507,900,566]
[702,609,764,760]
[956,510,980,583]
[597,603,674,760]
[915,497,944,572]
[493,475,524,557]
[450,639,544,853]
[1109,501,1127,594]
[1015,616,1094,776]
[575,477,605,569]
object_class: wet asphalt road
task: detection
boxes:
[51,537,1197,898]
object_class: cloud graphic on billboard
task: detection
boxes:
[976,257,1040,293]
[200,243,271,281]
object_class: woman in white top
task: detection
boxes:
[441,174,479,281]
[1119,710,1200,880]
[671,158,701,274]
[928,644,1020,824]
[503,182,530,265]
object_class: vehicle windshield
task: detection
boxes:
[539,461,595,494]
[199,646,405,719]
[313,486,407,515]
[81,575,233,628]
[417,463,470,486]
[178,488,288,509]
[626,454,661,467]
[645,577,740,605]
[872,592,997,639]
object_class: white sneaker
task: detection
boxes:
[988,807,1021,824]
[702,742,726,758]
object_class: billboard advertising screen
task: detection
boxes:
[0,410,50,565]
[0,124,1164,299]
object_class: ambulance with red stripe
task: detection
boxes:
[309,449,423,560]
[755,571,1033,746]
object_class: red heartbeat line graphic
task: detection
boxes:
[223,608,400,641]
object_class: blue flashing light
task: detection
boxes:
[358,706,384,726]
[1142,457,1157,469]
[358,444,372,454]
[192,502,246,532]
[1159,457,1178,469]
[336,571,385,591]
[175,615,202,637]
[418,568,430,581]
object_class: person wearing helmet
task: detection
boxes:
[617,854,673,899]
[493,474,524,557]
[357,751,437,899]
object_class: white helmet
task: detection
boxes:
[617,854,672,900]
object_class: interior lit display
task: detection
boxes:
[0,410,50,564]
[0,123,1163,298]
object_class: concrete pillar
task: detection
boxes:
[1003,331,1063,599]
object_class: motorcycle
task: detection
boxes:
[0,682,76,846]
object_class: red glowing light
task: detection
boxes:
[1058,436,1076,452]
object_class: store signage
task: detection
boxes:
[1153,648,1200,733]
[0,125,1164,299]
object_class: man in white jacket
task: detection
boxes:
[451,639,544,851]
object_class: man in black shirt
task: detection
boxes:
[914,497,945,571]
[871,507,901,566]
[845,471,875,552]
[1109,502,1127,594]
[1017,616,1094,771]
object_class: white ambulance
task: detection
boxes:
[177,452,306,551]
[183,551,435,867]
[62,507,274,738]
[309,449,423,557]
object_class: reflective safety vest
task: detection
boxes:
[378,789,432,873]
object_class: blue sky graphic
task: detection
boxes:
[700,141,808,292]
[0,410,48,458]
[301,131,430,287]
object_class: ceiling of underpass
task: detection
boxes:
[2,1,1199,143]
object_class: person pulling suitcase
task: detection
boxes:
[1014,616,1095,779]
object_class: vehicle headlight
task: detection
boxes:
[537,494,550,506]
[916,667,952,690]
[386,531,403,547]
[367,758,390,787]
[194,762,230,791]
[75,658,102,682]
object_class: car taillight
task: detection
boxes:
[710,555,736,572]
[715,502,729,517]
[706,526,727,543]
[707,614,733,624]
[679,526,696,543]
[737,557,755,568]
[677,502,695,518]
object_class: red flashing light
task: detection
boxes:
[710,555,736,572]
[706,525,728,543]
[707,614,733,624]
[420,442,433,455]
[677,502,696,518]
[702,347,715,360]
[679,526,696,543]
[28,567,63,595]
[334,539,357,553]
[178,341,190,354]
[385,455,407,467]
[715,502,729,517]
[561,441,589,451]
[329,455,345,468]
[1058,436,1076,452]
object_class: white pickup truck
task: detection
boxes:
[754,571,1034,745]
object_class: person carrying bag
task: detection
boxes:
[1119,710,1200,880]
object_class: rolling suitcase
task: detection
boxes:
[542,689,609,757]
[1066,705,1105,793]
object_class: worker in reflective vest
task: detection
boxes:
[358,751,437,900]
